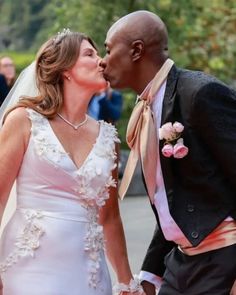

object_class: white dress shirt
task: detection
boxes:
[139,80,185,288]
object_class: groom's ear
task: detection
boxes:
[130,40,144,62]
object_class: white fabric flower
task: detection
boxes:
[173,121,184,133]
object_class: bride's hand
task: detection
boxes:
[113,276,147,295]
[115,286,147,295]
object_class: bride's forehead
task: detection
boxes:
[80,40,96,51]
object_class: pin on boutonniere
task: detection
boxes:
[159,122,189,158]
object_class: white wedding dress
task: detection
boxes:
[0,109,119,295]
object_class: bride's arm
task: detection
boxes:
[99,144,145,295]
[0,107,30,293]
[0,107,30,225]
[99,166,132,283]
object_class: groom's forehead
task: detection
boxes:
[105,31,122,48]
[106,29,119,43]
[106,20,131,43]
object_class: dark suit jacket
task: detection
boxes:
[0,74,9,106]
[141,65,236,277]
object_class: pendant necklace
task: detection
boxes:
[57,113,88,130]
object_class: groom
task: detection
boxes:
[101,10,236,295]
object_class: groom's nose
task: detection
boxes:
[99,58,106,70]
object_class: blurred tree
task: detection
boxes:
[44,0,145,52]
[159,0,236,83]
[0,0,49,50]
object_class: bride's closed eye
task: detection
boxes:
[83,48,96,57]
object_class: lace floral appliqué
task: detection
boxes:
[0,209,44,273]
[27,108,67,163]
[78,122,120,288]
[84,207,105,288]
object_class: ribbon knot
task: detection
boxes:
[119,59,174,202]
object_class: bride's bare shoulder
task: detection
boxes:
[4,107,29,124]
[2,107,31,135]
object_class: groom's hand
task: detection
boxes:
[141,280,156,295]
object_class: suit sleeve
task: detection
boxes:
[141,205,175,277]
[192,81,236,191]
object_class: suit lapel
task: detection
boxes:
[161,65,179,124]
[159,65,179,207]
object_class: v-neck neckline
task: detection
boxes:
[46,118,103,172]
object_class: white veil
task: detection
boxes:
[0,61,38,125]
[0,61,39,235]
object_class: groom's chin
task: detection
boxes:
[103,74,114,86]
[103,74,123,89]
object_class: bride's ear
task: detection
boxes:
[62,71,71,81]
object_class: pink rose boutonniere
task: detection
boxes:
[159,121,188,159]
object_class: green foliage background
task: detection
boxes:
[0,0,236,147]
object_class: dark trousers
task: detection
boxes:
[159,244,236,295]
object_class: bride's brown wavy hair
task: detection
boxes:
[4,31,97,120]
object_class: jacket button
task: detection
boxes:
[187,204,195,212]
[191,231,199,239]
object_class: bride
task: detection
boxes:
[0,29,145,295]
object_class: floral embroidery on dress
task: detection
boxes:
[0,209,44,273]
[74,121,120,209]
[84,207,105,288]
[95,121,119,161]
[73,121,120,288]
[27,108,68,163]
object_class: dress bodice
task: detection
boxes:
[17,108,119,211]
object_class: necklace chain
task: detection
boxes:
[57,113,88,130]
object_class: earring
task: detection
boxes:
[66,76,71,81]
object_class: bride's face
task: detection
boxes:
[66,39,107,91]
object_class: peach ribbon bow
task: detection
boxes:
[119,59,174,202]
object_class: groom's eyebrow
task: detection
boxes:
[104,43,111,52]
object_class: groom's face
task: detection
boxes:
[101,30,133,90]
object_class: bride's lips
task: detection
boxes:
[98,70,106,78]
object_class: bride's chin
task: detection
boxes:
[97,80,108,90]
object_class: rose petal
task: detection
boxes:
[173,143,189,158]
[162,144,174,157]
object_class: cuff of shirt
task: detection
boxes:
[139,270,163,289]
